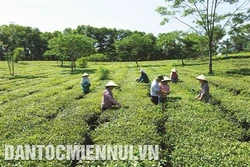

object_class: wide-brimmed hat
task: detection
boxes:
[82,72,90,77]
[195,74,207,81]
[105,81,118,87]
[161,76,171,82]
[171,68,178,72]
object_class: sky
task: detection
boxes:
[0,0,249,36]
[0,0,189,36]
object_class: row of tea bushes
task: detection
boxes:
[0,62,104,166]
[77,66,166,166]
[161,78,250,166]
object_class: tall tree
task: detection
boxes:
[0,41,4,60]
[156,31,184,60]
[0,23,19,75]
[13,47,24,63]
[156,0,250,73]
[0,24,48,61]
[114,32,155,66]
[45,33,96,72]
[229,24,250,52]
[219,39,233,55]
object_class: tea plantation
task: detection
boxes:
[0,57,249,166]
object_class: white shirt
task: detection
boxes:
[150,79,160,96]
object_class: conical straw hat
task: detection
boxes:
[195,74,207,81]
[171,68,178,72]
[161,76,171,82]
[140,69,145,73]
[105,81,118,87]
[82,72,90,77]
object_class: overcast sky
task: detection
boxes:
[0,0,191,36]
[0,0,249,36]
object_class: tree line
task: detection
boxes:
[1,24,249,62]
[1,0,250,75]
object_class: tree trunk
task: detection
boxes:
[12,58,14,75]
[7,59,12,75]
[71,61,74,72]
[135,60,139,67]
[60,60,64,67]
[208,39,213,74]
[73,61,76,71]
[181,58,184,66]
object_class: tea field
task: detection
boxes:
[0,57,250,166]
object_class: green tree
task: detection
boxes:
[2,23,19,75]
[179,33,202,65]
[114,32,155,66]
[0,41,4,60]
[156,31,184,60]
[13,47,24,63]
[45,33,96,72]
[219,39,233,55]
[156,0,250,73]
[0,24,48,61]
[229,24,250,52]
[76,25,134,61]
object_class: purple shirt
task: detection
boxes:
[101,88,121,108]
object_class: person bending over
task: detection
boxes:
[101,81,121,111]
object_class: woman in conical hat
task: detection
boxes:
[159,76,171,110]
[101,81,121,111]
[136,69,149,83]
[195,74,210,102]
[81,72,91,94]
[170,68,178,83]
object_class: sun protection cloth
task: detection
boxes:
[82,73,90,77]
[105,81,118,87]
[161,76,171,82]
[171,68,178,72]
[195,74,207,81]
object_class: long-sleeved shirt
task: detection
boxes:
[101,88,121,109]
[81,77,90,85]
[81,77,91,93]
[199,82,210,102]
[159,83,170,97]
[138,72,149,83]
[150,80,160,96]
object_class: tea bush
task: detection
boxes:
[0,58,250,166]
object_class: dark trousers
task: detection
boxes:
[150,96,159,105]
[101,107,108,111]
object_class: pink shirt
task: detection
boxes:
[159,83,170,97]
[101,88,121,108]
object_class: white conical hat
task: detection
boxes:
[105,81,118,87]
[161,76,171,82]
[140,69,145,73]
[82,72,89,77]
[195,74,207,81]
[171,68,178,72]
